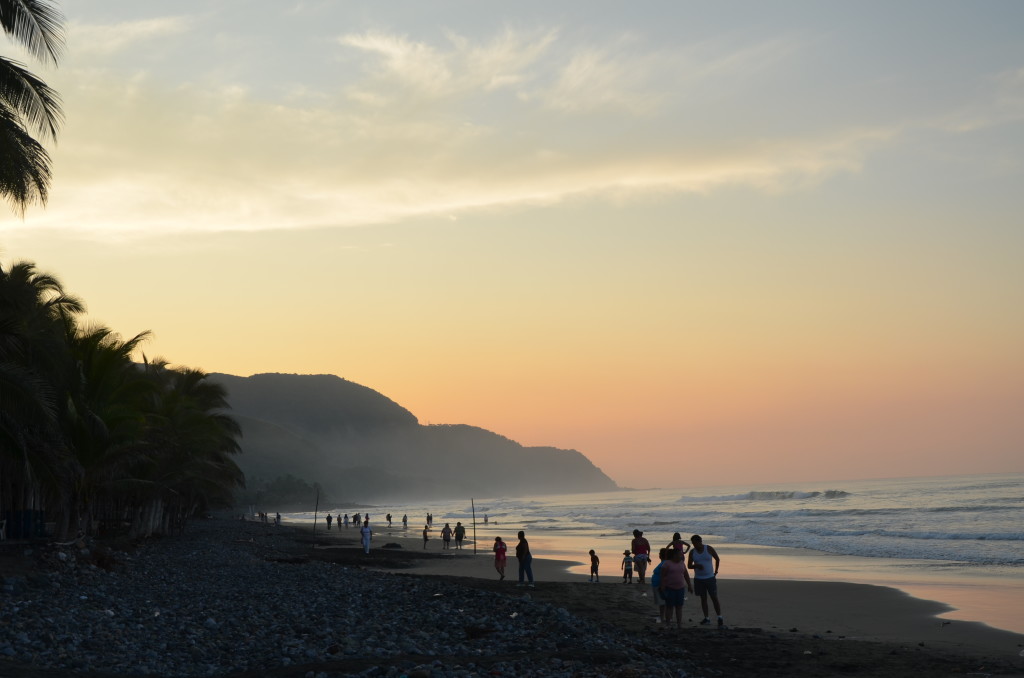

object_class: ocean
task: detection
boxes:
[284,472,1024,635]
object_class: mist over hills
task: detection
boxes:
[211,373,618,504]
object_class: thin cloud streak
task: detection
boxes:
[67,17,192,57]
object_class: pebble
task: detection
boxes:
[0,519,700,677]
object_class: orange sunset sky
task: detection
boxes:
[3,1,1022,488]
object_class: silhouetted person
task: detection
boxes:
[359,519,372,554]
[667,532,691,555]
[688,534,723,627]
[631,529,652,583]
[659,547,693,628]
[454,522,466,549]
[516,530,534,587]
[622,550,635,583]
[494,537,507,579]
[326,514,332,530]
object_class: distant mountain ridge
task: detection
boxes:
[211,372,618,503]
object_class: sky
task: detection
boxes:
[3,1,1023,489]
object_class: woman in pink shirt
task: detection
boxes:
[630,529,652,583]
[658,547,693,628]
[493,536,507,580]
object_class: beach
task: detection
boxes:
[2,516,1023,678]
[287,474,1024,640]
[363,525,1024,659]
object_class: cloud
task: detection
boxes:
[14,67,890,238]
[532,46,662,115]
[933,66,1024,133]
[67,17,192,57]
[338,27,556,102]
[0,25,898,237]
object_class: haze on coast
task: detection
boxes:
[3,1,1023,489]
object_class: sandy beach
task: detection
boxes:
[342,527,1024,660]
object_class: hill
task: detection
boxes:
[210,373,618,503]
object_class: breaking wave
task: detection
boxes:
[677,489,850,503]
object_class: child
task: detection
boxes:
[589,549,600,582]
[621,550,634,583]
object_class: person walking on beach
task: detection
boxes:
[359,519,372,554]
[687,534,723,627]
[422,525,430,549]
[441,523,453,549]
[387,513,392,527]
[650,548,669,623]
[494,537,507,580]
[589,550,600,582]
[326,514,332,530]
[659,546,693,628]
[667,532,691,555]
[516,530,535,587]
[631,529,652,583]
[454,522,466,549]
[402,514,408,529]
[622,550,634,583]
[343,514,349,529]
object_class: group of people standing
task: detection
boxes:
[315,509,720,627]
[651,531,723,628]
[327,512,411,531]
[432,521,467,549]
[587,530,723,628]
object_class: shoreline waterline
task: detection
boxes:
[287,516,1024,638]
[535,535,1024,636]
[280,473,1024,637]
[286,520,1024,661]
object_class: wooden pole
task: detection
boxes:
[471,498,477,554]
[312,486,320,546]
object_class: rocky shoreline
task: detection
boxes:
[2,516,1022,678]
[0,517,696,677]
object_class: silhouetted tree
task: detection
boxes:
[0,259,244,538]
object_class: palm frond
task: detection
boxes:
[0,0,65,65]
[0,57,62,139]
[0,103,49,211]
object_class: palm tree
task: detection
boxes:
[127,364,244,537]
[0,259,82,536]
[1,258,246,539]
[59,323,154,537]
[0,0,65,213]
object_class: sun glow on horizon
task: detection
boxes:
[3,1,1023,488]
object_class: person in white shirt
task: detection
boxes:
[687,534,723,627]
